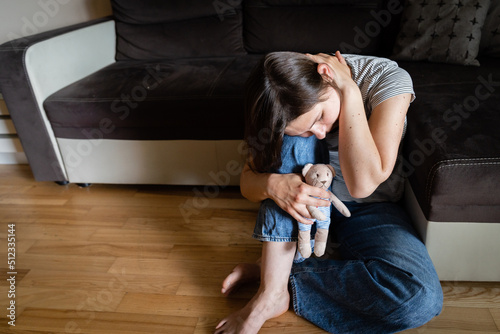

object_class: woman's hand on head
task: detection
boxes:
[307,51,347,66]
[306,51,354,91]
[267,173,331,225]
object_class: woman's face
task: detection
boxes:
[284,87,341,139]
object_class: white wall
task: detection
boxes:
[0,0,112,45]
[0,0,112,164]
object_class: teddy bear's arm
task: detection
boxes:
[328,191,351,217]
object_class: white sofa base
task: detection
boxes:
[405,181,500,281]
[57,138,245,186]
[25,20,116,180]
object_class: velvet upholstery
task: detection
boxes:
[480,0,500,57]
[44,56,261,140]
[401,57,500,222]
[112,0,246,60]
[243,0,387,54]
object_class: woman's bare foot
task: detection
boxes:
[221,262,261,296]
[218,242,296,333]
[214,287,290,334]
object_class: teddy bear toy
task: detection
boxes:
[298,163,351,258]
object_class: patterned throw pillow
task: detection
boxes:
[479,0,500,57]
[392,0,491,66]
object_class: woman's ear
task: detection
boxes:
[317,63,333,82]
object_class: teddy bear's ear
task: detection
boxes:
[302,163,313,177]
[326,164,336,178]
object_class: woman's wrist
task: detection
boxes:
[338,79,358,96]
[240,165,273,202]
[338,83,362,113]
[265,173,280,201]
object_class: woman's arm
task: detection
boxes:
[240,163,331,225]
[308,52,411,198]
[339,90,410,198]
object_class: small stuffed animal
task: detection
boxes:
[298,163,351,258]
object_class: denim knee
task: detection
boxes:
[276,135,329,174]
[253,199,299,242]
[381,264,443,331]
[408,284,443,329]
[399,276,443,330]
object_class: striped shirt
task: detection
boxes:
[326,54,415,203]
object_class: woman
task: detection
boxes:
[215,51,443,334]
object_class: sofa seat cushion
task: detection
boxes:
[44,55,261,141]
[400,57,500,223]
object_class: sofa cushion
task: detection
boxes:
[480,0,500,57]
[243,0,390,55]
[112,0,246,60]
[392,0,491,66]
[400,57,500,223]
[43,56,261,141]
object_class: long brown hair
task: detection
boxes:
[244,51,331,173]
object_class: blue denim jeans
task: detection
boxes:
[252,135,443,334]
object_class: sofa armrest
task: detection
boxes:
[0,17,116,182]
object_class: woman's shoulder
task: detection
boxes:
[343,54,411,91]
[343,54,415,111]
[342,54,399,66]
[343,54,401,77]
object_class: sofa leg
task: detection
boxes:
[55,181,70,186]
[77,183,92,188]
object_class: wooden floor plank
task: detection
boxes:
[422,306,499,332]
[490,309,500,331]
[8,223,98,242]
[117,293,248,318]
[108,258,236,279]
[17,254,116,273]
[0,195,68,206]
[13,308,198,334]
[169,245,261,263]
[4,286,126,316]
[18,269,180,295]
[403,329,500,334]
[0,234,36,254]
[66,193,188,208]
[90,228,233,246]
[26,240,173,259]
[0,185,32,196]
[175,275,257,298]
[0,205,91,222]
[442,281,500,309]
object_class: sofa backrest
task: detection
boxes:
[243,0,392,55]
[112,0,246,60]
[112,0,401,60]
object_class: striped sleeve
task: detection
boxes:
[343,54,416,111]
[368,65,416,109]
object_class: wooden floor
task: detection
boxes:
[0,165,499,334]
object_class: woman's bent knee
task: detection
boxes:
[383,270,443,331]
[253,199,299,242]
[276,135,328,174]
[395,285,443,331]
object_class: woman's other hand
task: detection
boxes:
[306,51,354,91]
[267,173,331,225]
